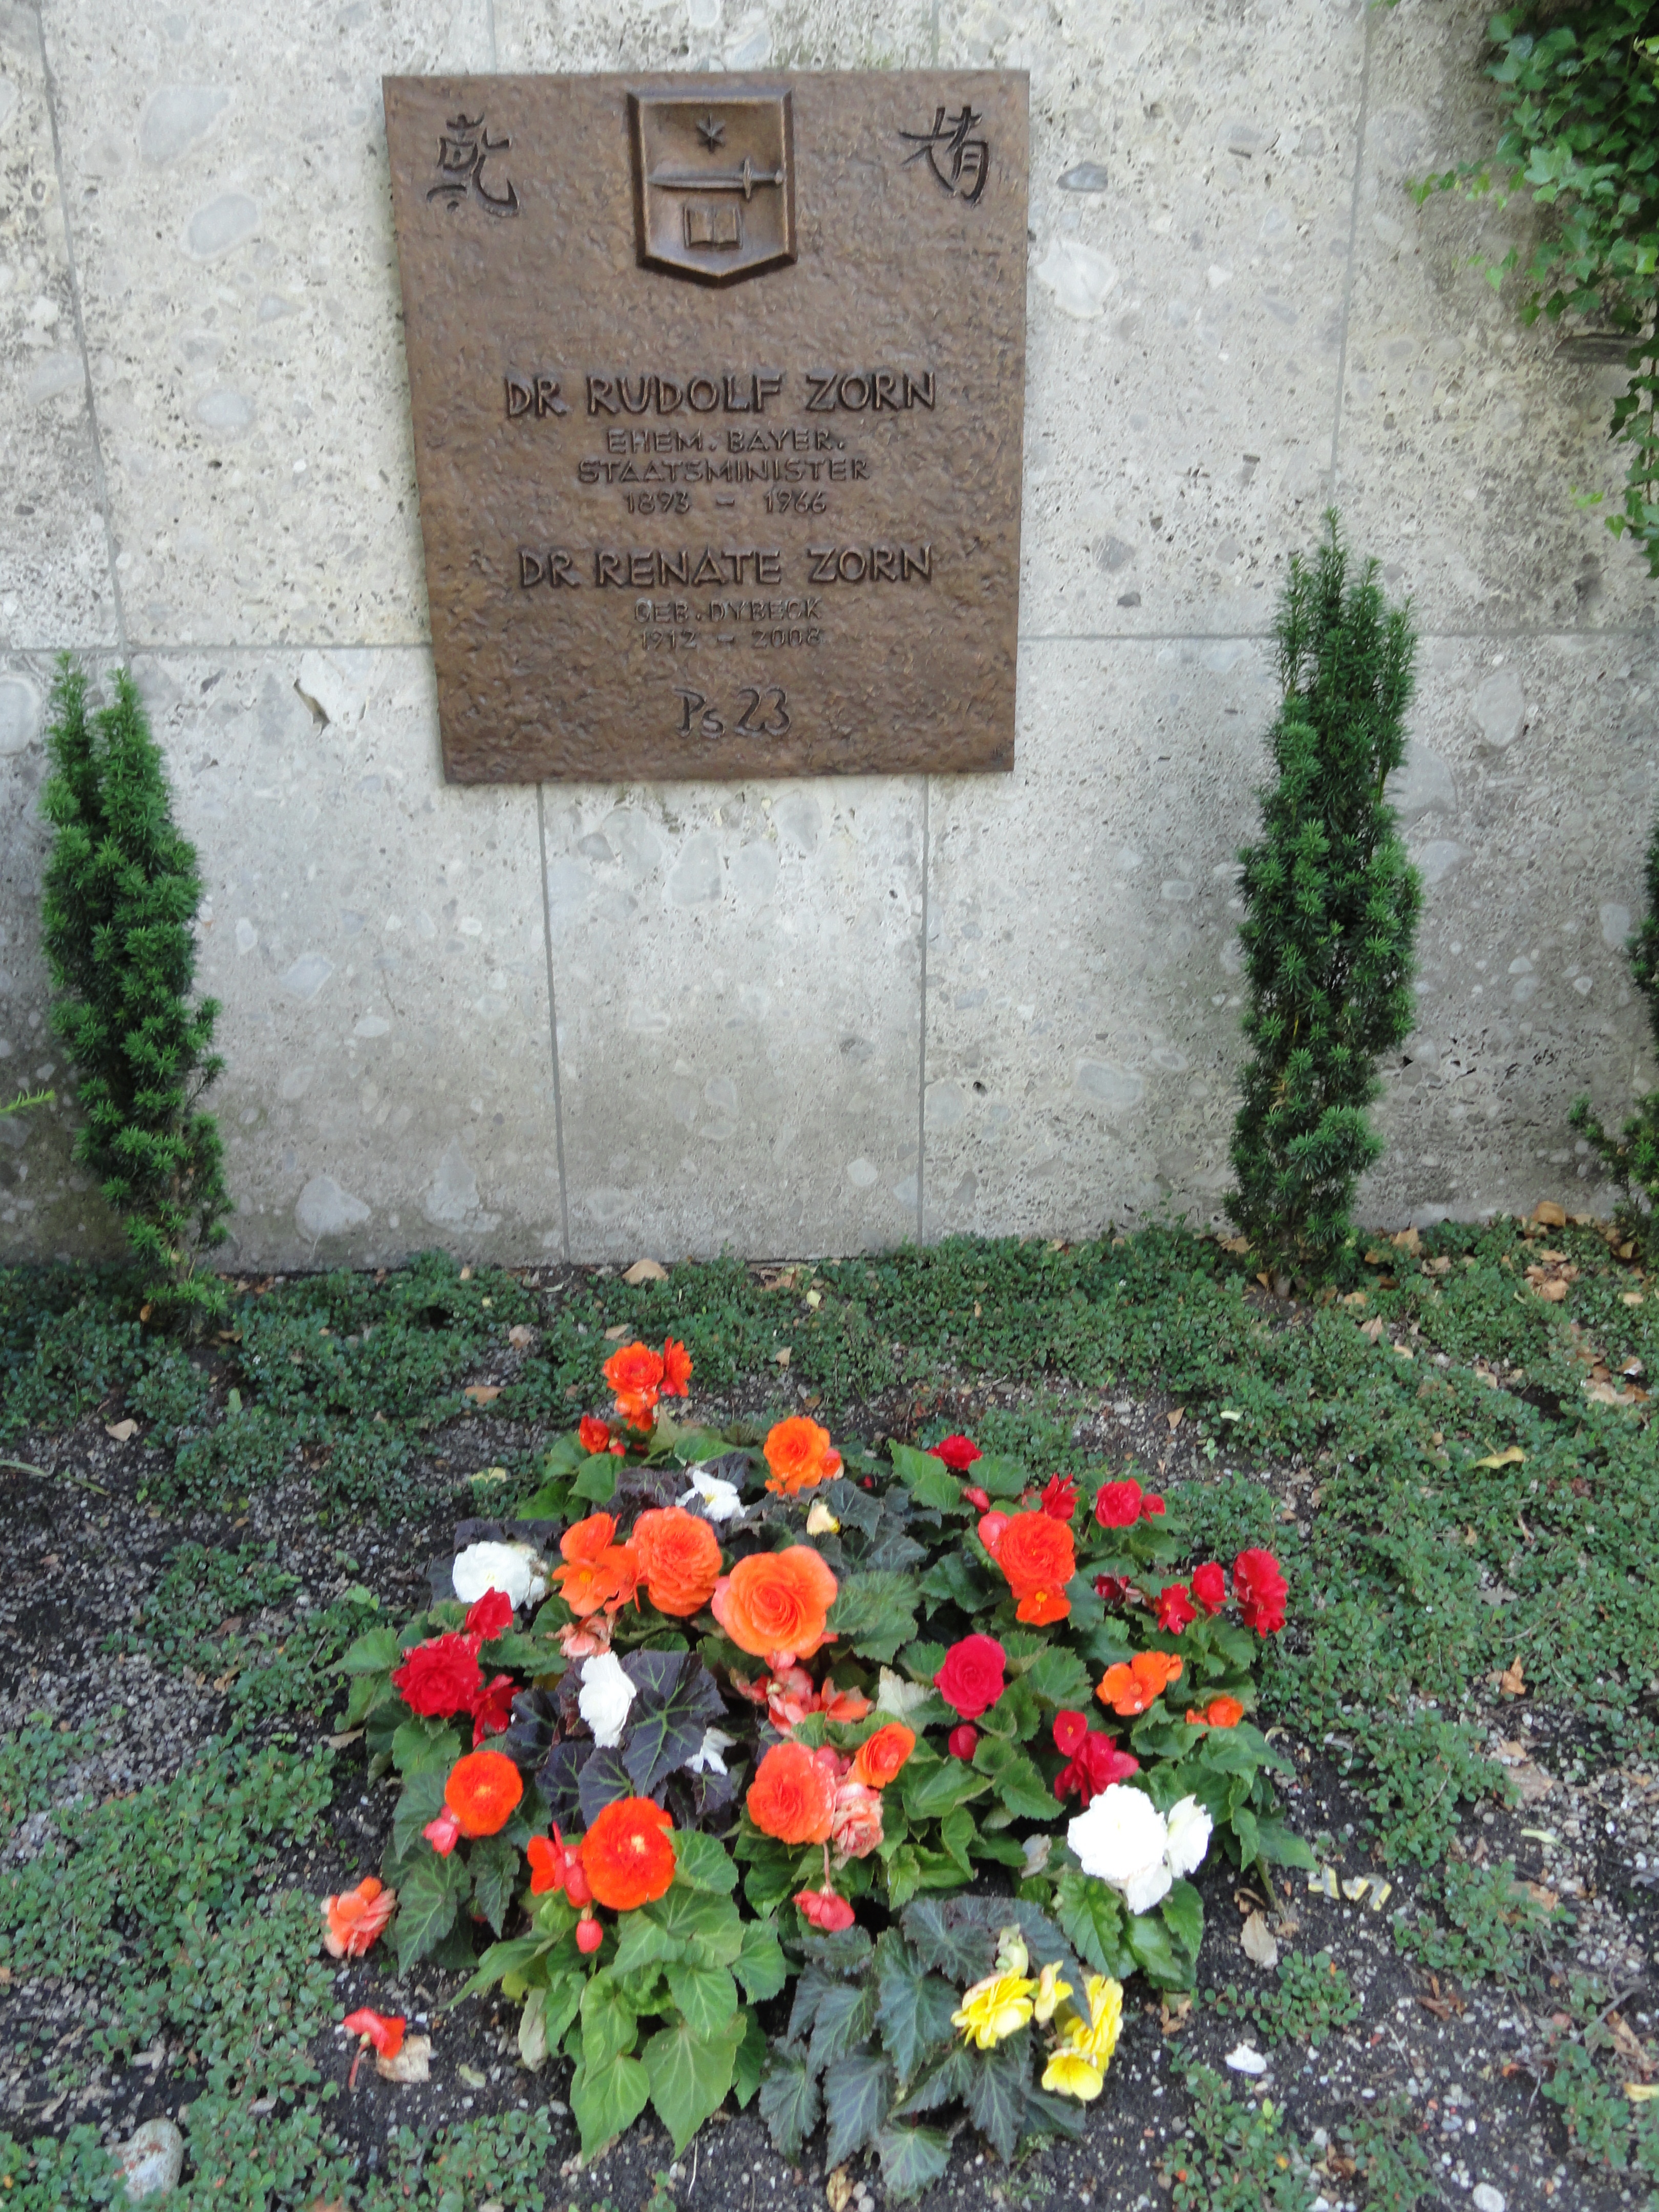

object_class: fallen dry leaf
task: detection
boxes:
[1166,1409,1184,1431]
[775,1347,792,1368]
[1359,1316,1385,1343]
[1218,1235,1250,1255]
[1522,1881,1559,1911]
[1585,1379,1645,1408]
[1500,1657,1526,1697]
[1533,1200,1568,1228]
[375,2035,432,2084]
[326,1730,363,1751]
[1394,1343,1415,1360]
[461,1385,501,1407]
[602,1324,629,1342]
[825,2165,854,2212]
[1341,1290,1368,1308]
[1391,1227,1422,1256]
[104,1419,138,1443]
[1514,1762,1555,1805]
[1627,2083,1659,2104]
[1529,1276,1569,1303]
[1476,1447,1526,1470]
[458,1265,473,1281]
[1241,1910,1279,1969]
[623,1258,668,1285]
[506,1324,536,1349]
[1160,1992,1194,2035]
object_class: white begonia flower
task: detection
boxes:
[678,1464,746,1523]
[875,1668,931,1721]
[1163,1795,1213,1882]
[453,1539,545,1611]
[688,1726,736,1776]
[578,1651,637,1748]
[1067,1783,1173,1916]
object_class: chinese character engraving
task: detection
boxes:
[899,104,989,202]
[428,113,519,217]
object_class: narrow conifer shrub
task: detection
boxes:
[39,658,230,1319]
[1570,811,1659,1243]
[1227,515,1421,1272]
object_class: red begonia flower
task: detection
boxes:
[932,1434,982,1472]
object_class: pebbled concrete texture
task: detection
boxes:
[2,0,1657,1267]
[0,5,117,650]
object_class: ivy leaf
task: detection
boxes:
[822,2049,893,2167]
[578,1744,635,1827]
[900,1897,997,1985]
[1052,1870,1134,1980]
[1160,1878,1204,1964]
[339,1624,402,1674]
[876,2121,951,2201]
[732,2010,766,2111]
[887,1444,966,1514]
[1124,1909,1189,1989]
[1254,1815,1316,1869]
[390,1766,446,1862]
[892,2042,974,2117]
[570,2052,651,2155]
[469,1833,519,1937]
[664,1961,739,2039]
[918,1553,991,1610]
[572,1455,619,1505]
[734,1918,788,2003]
[966,2032,1029,2161]
[673,1828,741,1894]
[874,1931,961,2086]
[900,1754,990,1822]
[643,2013,743,2155]
[394,1847,467,1974]
[970,1454,1029,1500]
[537,1740,586,1832]
[758,2050,820,2159]
[809,1978,877,2072]
[619,1649,728,1795]
[1022,1644,1093,1709]
[579,1968,640,2069]
[1022,2085,1088,2143]
[826,1572,920,1664]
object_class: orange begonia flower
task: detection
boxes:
[551,1512,641,1618]
[603,1342,664,1399]
[631,1505,722,1618]
[578,1414,614,1457]
[991,1512,1075,1600]
[747,1739,838,1845]
[1097,1649,1184,1717]
[444,1748,524,1838]
[579,1796,676,1910]
[322,1876,396,1960]
[763,1416,842,1496]
[1014,1587,1072,1627]
[1186,1695,1245,1730]
[852,1722,916,1790]
[662,1338,693,1397]
[712,1545,839,1664]
[343,2008,406,2058]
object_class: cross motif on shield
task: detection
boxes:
[628,91,796,284]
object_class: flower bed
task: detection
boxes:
[333,1344,1307,2194]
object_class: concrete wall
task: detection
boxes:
[1,0,1653,1267]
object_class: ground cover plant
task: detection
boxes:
[0,1218,1654,2205]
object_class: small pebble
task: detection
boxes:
[1472,2188,1506,2212]
[114,2118,184,2199]
[1224,2044,1267,2076]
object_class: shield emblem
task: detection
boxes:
[628,91,796,285]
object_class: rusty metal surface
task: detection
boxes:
[383,71,1027,782]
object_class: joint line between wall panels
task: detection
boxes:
[1328,2,1375,500]
[916,774,930,1245]
[36,12,126,661]
[536,785,573,1264]
[930,0,940,67]
[487,0,498,70]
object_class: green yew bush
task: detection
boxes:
[1570,806,1659,1239]
[39,657,230,1320]
[1227,515,1421,1272]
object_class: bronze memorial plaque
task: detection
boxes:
[382,71,1028,782]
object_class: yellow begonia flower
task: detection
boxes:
[1041,2047,1105,2102]
[994,1925,1030,1978]
[952,1973,1035,2051]
[1032,1960,1072,2025]
[1068,1975,1123,2072]
[805,1499,841,1536]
